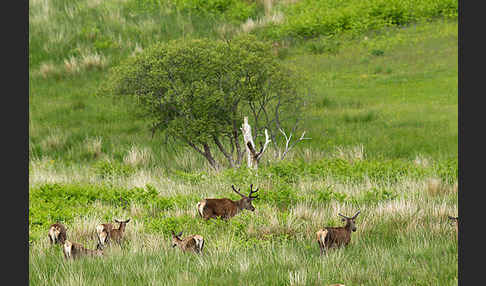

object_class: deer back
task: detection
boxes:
[201,198,239,219]
[174,234,204,253]
[64,240,103,259]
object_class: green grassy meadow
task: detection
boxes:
[29,0,458,285]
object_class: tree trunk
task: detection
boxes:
[213,136,236,168]
[186,141,220,170]
[202,143,220,170]
[241,116,257,169]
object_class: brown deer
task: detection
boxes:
[96,218,130,249]
[48,222,67,245]
[63,240,103,260]
[448,216,458,240]
[197,184,259,220]
[171,231,204,254]
[316,211,360,255]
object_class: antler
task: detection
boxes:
[232,185,245,197]
[339,211,360,219]
[338,213,350,219]
[248,184,259,199]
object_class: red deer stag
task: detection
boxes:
[316,211,361,255]
[197,184,259,220]
[171,231,204,254]
[96,218,130,249]
[63,240,103,260]
[48,222,67,245]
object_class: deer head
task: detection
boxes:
[114,218,130,230]
[338,211,361,232]
[232,184,259,212]
[171,231,183,247]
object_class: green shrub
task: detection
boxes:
[93,160,136,179]
[306,36,341,55]
[371,49,385,56]
[259,185,299,209]
[257,0,458,40]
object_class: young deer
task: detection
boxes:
[48,222,67,245]
[96,218,130,249]
[197,184,259,220]
[63,240,103,260]
[171,231,204,254]
[316,211,361,255]
[448,216,458,240]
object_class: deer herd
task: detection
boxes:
[47,184,458,261]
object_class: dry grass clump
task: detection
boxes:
[426,178,455,196]
[413,154,430,167]
[37,62,61,78]
[240,12,284,33]
[61,52,108,75]
[333,144,365,162]
[289,269,307,286]
[64,56,81,74]
[123,145,152,167]
[80,52,108,70]
[84,136,103,158]
[40,131,66,151]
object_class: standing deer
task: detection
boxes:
[316,211,361,255]
[171,231,204,254]
[63,240,103,260]
[448,216,458,240]
[197,184,259,220]
[48,222,67,245]
[96,218,130,249]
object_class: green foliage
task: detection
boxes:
[312,186,348,204]
[353,187,397,204]
[259,185,300,209]
[433,157,458,184]
[306,36,341,55]
[93,160,136,179]
[169,0,260,22]
[257,0,458,40]
[29,184,176,237]
[101,34,304,168]
[370,49,385,56]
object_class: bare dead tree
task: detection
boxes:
[277,128,311,160]
[241,116,271,169]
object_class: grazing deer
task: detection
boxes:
[63,240,103,260]
[316,211,361,255]
[171,231,204,254]
[197,184,259,220]
[448,216,458,239]
[48,222,67,245]
[96,218,130,249]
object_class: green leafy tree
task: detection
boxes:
[101,35,305,170]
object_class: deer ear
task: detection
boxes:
[171,230,176,236]
[177,231,183,237]
[125,219,131,223]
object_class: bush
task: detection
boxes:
[259,184,300,209]
[256,0,458,40]
[94,160,136,179]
